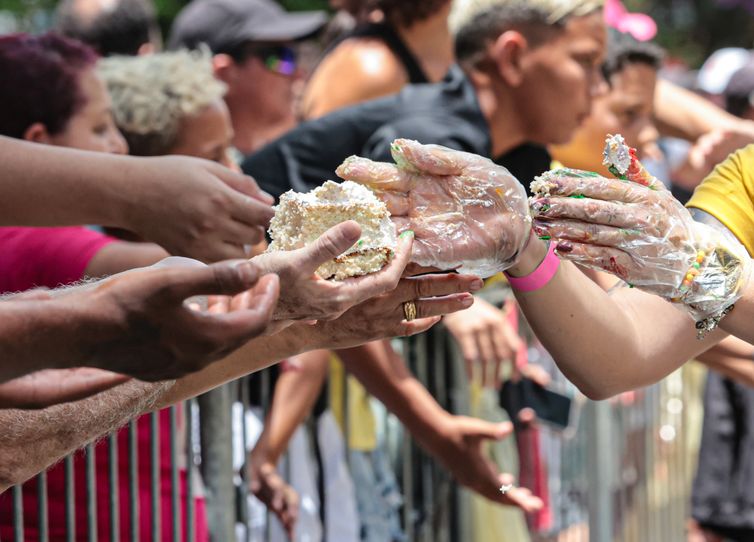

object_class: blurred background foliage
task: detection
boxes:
[1,0,752,67]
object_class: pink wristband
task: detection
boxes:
[504,242,560,292]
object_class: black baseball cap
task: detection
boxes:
[168,0,328,53]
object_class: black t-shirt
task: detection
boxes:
[243,65,550,200]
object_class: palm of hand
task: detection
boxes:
[337,139,531,277]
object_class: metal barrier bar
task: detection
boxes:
[86,443,98,542]
[37,471,48,542]
[65,455,75,542]
[150,412,161,541]
[170,406,180,542]
[109,434,120,542]
[12,484,23,542]
[128,420,139,542]
[185,401,195,542]
[239,379,252,542]
[198,385,235,540]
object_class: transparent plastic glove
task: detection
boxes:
[336,139,532,278]
[531,136,751,321]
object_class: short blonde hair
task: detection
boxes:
[99,48,227,156]
[452,0,604,63]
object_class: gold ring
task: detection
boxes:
[403,300,417,321]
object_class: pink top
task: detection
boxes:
[0,226,116,292]
[0,226,208,541]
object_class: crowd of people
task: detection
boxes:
[1,0,754,540]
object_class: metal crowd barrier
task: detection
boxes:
[4,327,702,542]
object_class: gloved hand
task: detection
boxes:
[337,139,531,278]
[532,135,750,321]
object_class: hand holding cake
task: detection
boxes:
[337,139,532,278]
[531,134,751,322]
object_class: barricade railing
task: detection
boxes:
[4,328,701,542]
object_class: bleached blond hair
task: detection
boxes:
[452,0,604,63]
[99,47,227,156]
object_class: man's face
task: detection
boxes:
[226,42,302,122]
[551,61,659,174]
[512,12,607,146]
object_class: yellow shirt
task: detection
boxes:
[687,145,754,255]
[329,355,377,451]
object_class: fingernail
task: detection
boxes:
[460,294,474,308]
[555,242,572,253]
[470,278,484,292]
[400,230,415,239]
[259,190,275,204]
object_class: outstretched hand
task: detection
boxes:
[254,222,415,322]
[531,165,750,318]
[337,139,531,277]
[434,415,543,511]
[77,259,280,381]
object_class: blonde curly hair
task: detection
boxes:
[99,48,227,156]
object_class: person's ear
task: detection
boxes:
[490,30,529,87]
[23,123,53,144]
[213,54,238,85]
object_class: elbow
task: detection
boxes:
[580,387,613,402]
[575,380,621,402]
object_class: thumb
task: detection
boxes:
[460,418,514,441]
[159,260,262,302]
[297,221,362,272]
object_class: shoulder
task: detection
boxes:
[303,38,407,118]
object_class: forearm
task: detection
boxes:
[156,325,317,408]
[654,80,746,141]
[697,336,754,387]
[512,250,722,399]
[338,341,451,447]
[719,278,754,344]
[0,379,173,491]
[0,137,141,228]
[252,350,329,464]
[0,299,103,382]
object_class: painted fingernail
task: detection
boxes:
[400,230,415,239]
[555,242,573,253]
[470,278,484,292]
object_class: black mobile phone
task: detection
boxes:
[499,377,573,431]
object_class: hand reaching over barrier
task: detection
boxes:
[337,139,532,278]
[532,134,750,325]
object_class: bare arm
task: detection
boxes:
[654,79,754,141]
[338,340,542,511]
[84,241,169,278]
[697,336,754,387]
[0,379,173,492]
[0,136,273,262]
[511,248,724,400]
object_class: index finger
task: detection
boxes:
[211,161,275,205]
[390,139,490,176]
[336,156,414,191]
[532,169,660,204]
[228,189,276,229]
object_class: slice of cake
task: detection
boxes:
[267,181,397,280]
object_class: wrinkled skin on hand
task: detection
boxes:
[532,168,750,318]
[336,139,531,278]
[80,260,280,381]
[254,222,415,322]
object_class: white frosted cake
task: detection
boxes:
[268,181,397,280]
